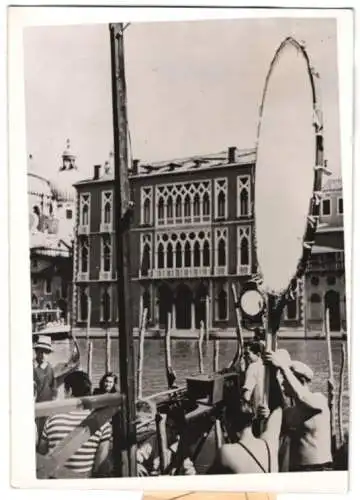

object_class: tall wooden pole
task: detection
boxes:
[109,22,137,477]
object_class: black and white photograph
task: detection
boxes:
[8,6,353,490]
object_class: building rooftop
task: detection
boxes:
[323,177,342,192]
[30,231,71,257]
[317,223,343,233]
[73,147,256,187]
[312,245,344,254]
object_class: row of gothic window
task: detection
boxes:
[140,238,250,272]
[310,275,337,287]
[78,287,112,323]
[141,181,251,226]
[79,192,112,227]
[79,182,252,230]
[78,236,111,274]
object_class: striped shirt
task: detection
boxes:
[42,410,112,474]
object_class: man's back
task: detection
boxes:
[41,410,112,475]
[289,392,332,469]
[243,359,265,411]
[211,438,275,474]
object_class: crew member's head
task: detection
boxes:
[245,341,263,364]
[33,336,53,364]
[64,370,92,398]
[225,396,256,437]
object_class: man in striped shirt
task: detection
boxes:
[38,371,112,478]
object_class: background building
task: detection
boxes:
[28,141,79,320]
[72,146,305,336]
[304,178,346,333]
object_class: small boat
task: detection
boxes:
[32,308,71,340]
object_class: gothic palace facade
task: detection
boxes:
[72,146,303,335]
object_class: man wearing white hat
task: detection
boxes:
[33,336,57,440]
[264,350,333,472]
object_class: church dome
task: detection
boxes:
[28,172,53,198]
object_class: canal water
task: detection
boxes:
[52,337,350,433]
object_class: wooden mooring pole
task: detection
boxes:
[198,321,205,374]
[212,340,222,449]
[86,296,92,379]
[105,325,111,373]
[109,22,137,477]
[137,307,148,400]
[338,342,346,446]
[324,307,336,453]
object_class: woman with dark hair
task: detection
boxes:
[93,372,118,395]
[207,397,282,474]
[92,372,119,476]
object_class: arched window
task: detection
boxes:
[194,241,201,267]
[101,287,111,323]
[218,239,226,266]
[143,289,150,315]
[158,198,164,222]
[175,195,182,219]
[203,193,210,217]
[176,242,182,268]
[79,288,88,322]
[104,201,111,224]
[33,205,40,217]
[311,276,320,286]
[194,194,200,217]
[141,244,151,276]
[203,241,210,267]
[286,299,297,320]
[184,241,191,267]
[143,198,150,225]
[167,197,173,220]
[310,293,322,320]
[327,276,336,286]
[217,191,225,218]
[49,202,53,216]
[166,243,173,268]
[240,238,249,265]
[240,189,249,216]
[82,204,89,226]
[218,287,227,320]
[81,238,89,273]
[310,293,321,302]
[184,194,191,218]
[157,243,164,269]
[102,236,111,272]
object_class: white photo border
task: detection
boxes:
[8,4,353,494]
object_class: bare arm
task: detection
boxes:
[37,417,50,454]
[280,366,324,412]
[242,363,258,402]
[261,407,283,448]
[92,440,111,476]
[37,436,49,455]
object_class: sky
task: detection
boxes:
[23,17,341,184]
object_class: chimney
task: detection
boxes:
[132,159,139,175]
[93,164,101,180]
[228,146,236,164]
